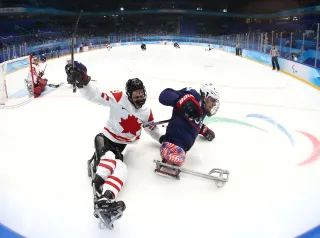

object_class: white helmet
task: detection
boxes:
[200,83,220,116]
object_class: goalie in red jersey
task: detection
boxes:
[29,55,48,98]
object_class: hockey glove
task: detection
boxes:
[159,135,165,144]
[65,62,91,88]
[176,94,203,120]
[200,125,215,141]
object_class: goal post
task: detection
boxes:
[0,55,34,108]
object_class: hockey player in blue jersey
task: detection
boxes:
[158,83,219,169]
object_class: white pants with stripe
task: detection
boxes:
[95,151,128,198]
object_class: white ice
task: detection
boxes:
[1,45,320,238]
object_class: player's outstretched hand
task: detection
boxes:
[65,62,91,88]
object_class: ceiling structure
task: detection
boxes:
[1,0,314,14]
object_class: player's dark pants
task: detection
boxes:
[236,48,240,56]
[93,133,126,167]
[272,56,280,70]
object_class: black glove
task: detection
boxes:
[65,62,91,88]
[176,94,203,120]
[159,135,165,144]
[200,125,215,141]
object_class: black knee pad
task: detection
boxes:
[94,133,125,163]
[114,149,124,161]
[94,133,108,161]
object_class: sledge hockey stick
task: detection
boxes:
[142,114,194,128]
[143,117,176,128]
[71,9,83,93]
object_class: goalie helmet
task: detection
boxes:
[125,78,147,108]
[30,53,38,65]
[200,83,220,116]
[40,55,46,62]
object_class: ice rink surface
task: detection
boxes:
[1,45,320,238]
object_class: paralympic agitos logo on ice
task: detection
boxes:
[205,113,320,166]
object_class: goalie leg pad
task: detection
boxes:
[160,142,185,167]
[37,77,48,86]
[33,84,44,98]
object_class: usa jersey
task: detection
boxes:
[159,87,206,151]
[79,82,161,144]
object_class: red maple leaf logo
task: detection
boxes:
[119,115,142,136]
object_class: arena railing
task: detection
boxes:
[0,27,319,69]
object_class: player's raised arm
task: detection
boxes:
[65,61,118,107]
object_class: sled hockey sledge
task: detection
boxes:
[153,160,229,188]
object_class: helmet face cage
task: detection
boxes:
[200,83,220,117]
[32,55,39,65]
[125,78,147,108]
[208,99,220,116]
[40,55,46,62]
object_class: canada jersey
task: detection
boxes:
[79,82,161,144]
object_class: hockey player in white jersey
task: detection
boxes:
[65,61,162,229]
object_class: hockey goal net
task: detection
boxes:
[0,55,34,108]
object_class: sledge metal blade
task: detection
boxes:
[153,160,229,187]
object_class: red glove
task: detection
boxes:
[200,125,215,141]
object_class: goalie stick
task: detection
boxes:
[71,9,83,93]
[48,82,64,88]
[38,63,63,88]
[42,62,47,74]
